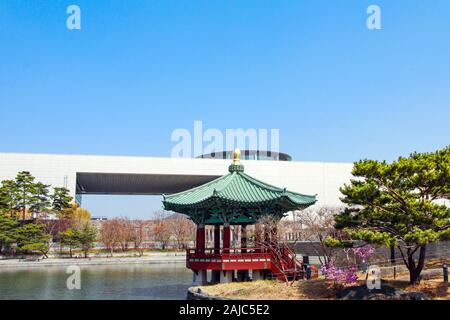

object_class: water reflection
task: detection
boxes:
[0,263,192,300]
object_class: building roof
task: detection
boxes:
[163,149,316,225]
[197,149,292,161]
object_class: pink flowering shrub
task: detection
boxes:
[322,262,359,285]
[352,245,375,261]
[322,262,359,295]
[321,245,376,295]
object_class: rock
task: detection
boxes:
[399,292,427,300]
[186,287,234,300]
[340,285,405,300]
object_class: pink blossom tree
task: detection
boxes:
[322,262,359,293]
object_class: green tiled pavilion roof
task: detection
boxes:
[163,153,317,224]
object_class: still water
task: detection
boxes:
[0,263,193,300]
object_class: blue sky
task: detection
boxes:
[1,1,449,218]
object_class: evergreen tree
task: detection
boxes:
[333,146,450,284]
[51,187,73,213]
[59,228,80,258]
[0,172,52,220]
[16,223,51,258]
[14,171,38,220]
[59,224,97,258]
[30,182,51,219]
[77,224,98,258]
[0,180,16,216]
[0,213,19,253]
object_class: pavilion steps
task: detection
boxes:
[266,244,305,282]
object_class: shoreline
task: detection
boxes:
[0,252,186,269]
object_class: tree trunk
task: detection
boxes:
[390,246,395,265]
[69,247,72,258]
[410,269,421,285]
[407,245,426,285]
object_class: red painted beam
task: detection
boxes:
[223,224,230,253]
[214,225,220,254]
[187,261,270,271]
[196,224,205,254]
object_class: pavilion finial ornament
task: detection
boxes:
[232,148,241,165]
[228,148,244,173]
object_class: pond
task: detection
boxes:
[0,263,193,300]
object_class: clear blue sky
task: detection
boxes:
[1,1,449,218]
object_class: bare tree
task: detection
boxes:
[167,214,195,249]
[42,217,73,242]
[100,219,122,256]
[115,217,133,252]
[294,206,343,265]
[152,210,172,249]
[130,220,150,256]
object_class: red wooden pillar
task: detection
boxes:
[214,225,221,254]
[196,224,205,254]
[223,224,231,253]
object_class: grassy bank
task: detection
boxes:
[195,280,336,300]
[195,276,450,300]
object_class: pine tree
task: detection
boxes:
[333,146,450,284]
[30,182,51,219]
[77,224,98,258]
[51,187,73,213]
[0,180,16,217]
[14,171,38,220]
[0,213,19,253]
[59,228,80,258]
[16,223,51,258]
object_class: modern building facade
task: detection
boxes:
[0,152,354,210]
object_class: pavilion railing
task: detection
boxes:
[186,246,307,280]
[186,247,271,261]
